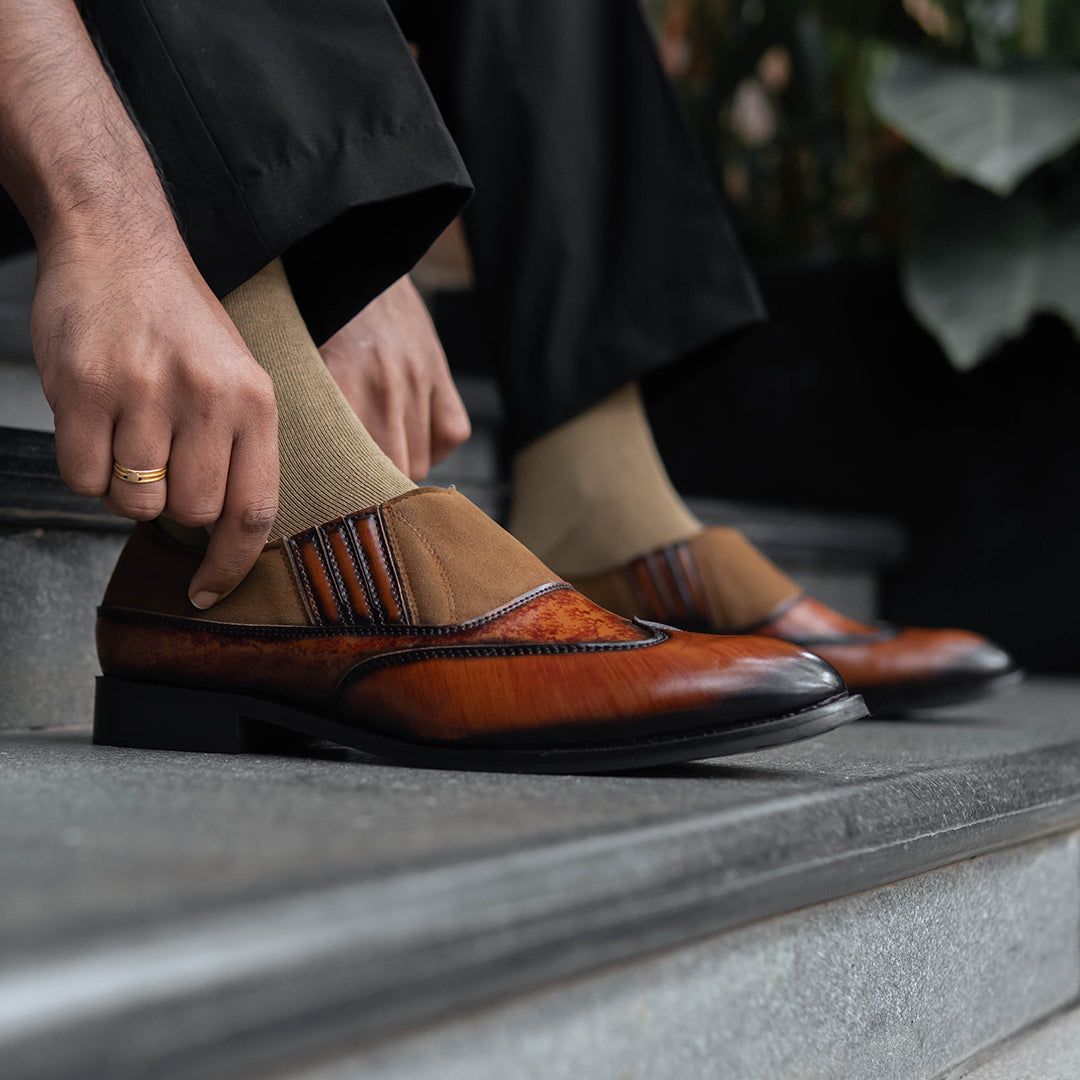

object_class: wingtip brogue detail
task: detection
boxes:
[93,489,866,771]
[570,530,1021,715]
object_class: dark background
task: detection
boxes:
[436,264,1080,674]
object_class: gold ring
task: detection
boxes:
[113,461,168,484]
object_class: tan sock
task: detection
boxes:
[222,260,414,540]
[508,382,702,577]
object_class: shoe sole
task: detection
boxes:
[92,676,868,774]
[860,667,1024,717]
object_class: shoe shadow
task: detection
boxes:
[602,761,822,782]
[245,736,817,781]
[247,731,381,764]
[865,712,1003,726]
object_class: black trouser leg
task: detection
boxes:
[72,0,470,341]
[392,0,764,449]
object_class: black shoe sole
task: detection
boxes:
[860,667,1025,717]
[92,676,868,774]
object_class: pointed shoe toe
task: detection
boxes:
[94,489,865,773]
[749,602,1022,715]
[569,530,1022,717]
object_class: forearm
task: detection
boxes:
[0,0,178,253]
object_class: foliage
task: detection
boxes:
[647,0,1080,368]
[870,54,1080,196]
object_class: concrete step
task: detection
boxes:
[0,251,33,361]
[2,679,1079,1079]
[0,379,1069,1079]
[7,260,1060,1080]
[953,1003,1080,1079]
[0,355,50,432]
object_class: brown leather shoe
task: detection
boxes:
[93,489,865,772]
[569,529,1021,717]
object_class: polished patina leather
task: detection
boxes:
[747,594,1013,691]
[97,489,845,745]
[569,530,1015,698]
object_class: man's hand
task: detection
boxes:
[0,1,280,607]
[319,276,470,480]
[33,236,279,608]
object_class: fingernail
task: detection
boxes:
[190,590,221,610]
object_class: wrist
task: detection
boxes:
[35,196,188,270]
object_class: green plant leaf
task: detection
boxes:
[870,50,1080,195]
[902,183,1080,368]
[1039,209,1080,332]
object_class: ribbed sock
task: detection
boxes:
[508,382,702,577]
[222,260,414,540]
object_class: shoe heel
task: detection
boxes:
[93,676,292,754]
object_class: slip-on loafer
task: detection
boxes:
[570,529,1021,717]
[93,488,866,772]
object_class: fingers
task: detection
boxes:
[429,377,471,467]
[380,419,411,478]
[358,402,411,477]
[403,380,432,481]
[188,426,279,608]
[318,290,470,479]
[164,424,231,528]
[101,411,172,521]
[53,398,114,499]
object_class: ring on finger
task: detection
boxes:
[113,461,168,484]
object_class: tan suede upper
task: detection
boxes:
[688,528,799,630]
[381,488,558,624]
[102,488,562,628]
[102,525,309,626]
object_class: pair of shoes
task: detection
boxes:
[569,530,1022,716]
[93,488,866,773]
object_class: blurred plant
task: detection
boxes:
[645,0,1080,369]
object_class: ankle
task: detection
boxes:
[507,381,703,577]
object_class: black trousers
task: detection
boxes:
[392,0,763,447]
[0,1,473,346]
[0,0,761,446]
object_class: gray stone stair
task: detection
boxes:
[3,680,1080,1079]
[0,250,33,362]
[956,1004,1080,1079]
[2,415,1077,1078]
[9,257,1052,1079]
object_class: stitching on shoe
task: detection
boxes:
[374,508,412,623]
[97,582,579,639]
[316,525,361,626]
[381,511,419,621]
[310,528,345,624]
[391,510,456,623]
[327,520,370,621]
[279,546,313,625]
[345,516,386,623]
[334,630,672,701]
[285,533,324,627]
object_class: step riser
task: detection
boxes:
[275,834,1080,1080]
[6,833,1075,1080]
[0,528,125,732]
[956,1003,1080,1079]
